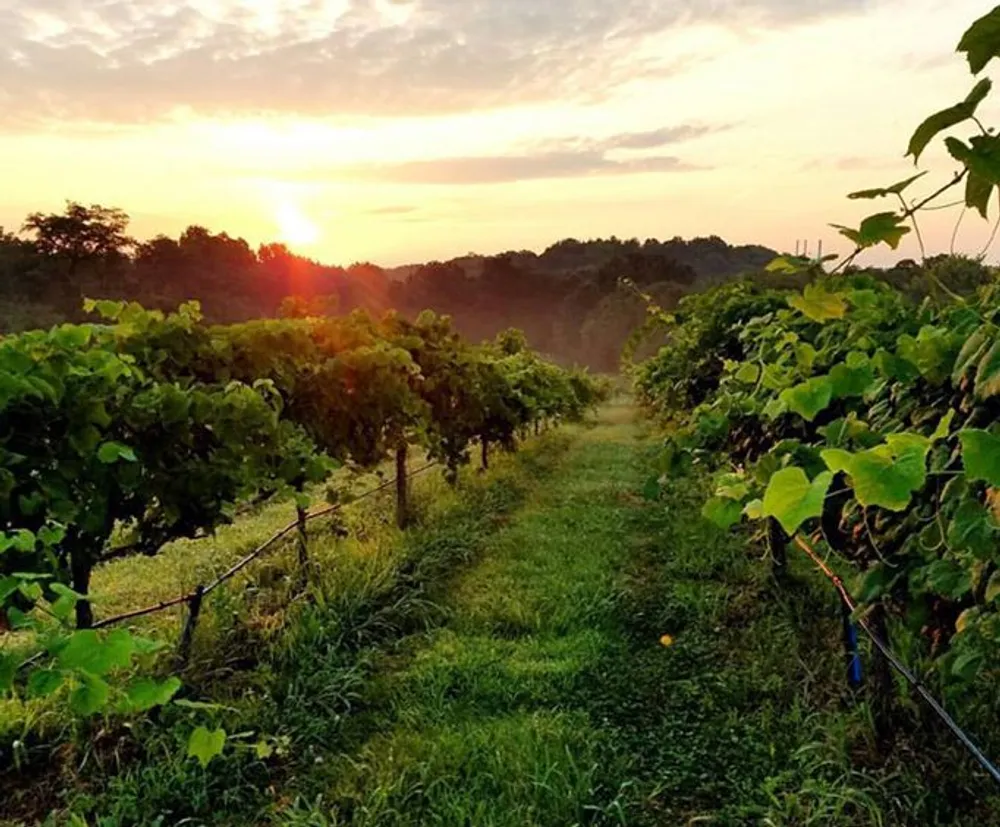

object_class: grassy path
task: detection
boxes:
[282,403,647,825]
[31,402,1000,825]
[275,402,1000,827]
[277,402,862,826]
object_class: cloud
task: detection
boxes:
[331,127,711,184]
[0,0,871,128]
[364,204,420,214]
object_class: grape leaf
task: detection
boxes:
[958,8,1000,74]
[873,349,921,382]
[761,468,833,535]
[952,651,984,681]
[834,435,931,511]
[831,212,911,251]
[953,325,991,383]
[188,726,227,768]
[0,530,37,555]
[27,668,65,698]
[854,565,896,603]
[55,629,135,676]
[923,560,974,600]
[966,171,994,219]
[788,284,846,322]
[907,79,992,162]
[702,497,744,530]
[766,255,813,274]
[829,352,876,399]
[946,134,1000,187]
[779,376,834,422]
[37,523,67,548]
[847,172,928,200]
[734,362,760,384]
[123,677,182,711]
[946,498,998,560]
[974,340,1000,400]
[959,429,1000,486]
[931,409,956,442]
[986,570,1000,603]
[70,673,111,715]
[96,442,138,464]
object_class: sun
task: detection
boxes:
[275,202,320,248]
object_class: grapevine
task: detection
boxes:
[633,5,1000,688]
[0,299,606,741]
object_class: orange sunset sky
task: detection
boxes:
[2,0,999,267]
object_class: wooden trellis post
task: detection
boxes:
[178,584,205,665]
[396,444,410,530]
[767,517,788,576]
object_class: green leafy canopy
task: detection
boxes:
[761,468,833,535]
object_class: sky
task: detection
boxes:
[1,0,999,267]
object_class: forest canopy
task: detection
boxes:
[0,201,803,369]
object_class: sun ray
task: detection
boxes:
[275,201,320,248]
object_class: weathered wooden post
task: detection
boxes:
[767,517,788,576]
[396,444,409,530]
[178,585,205,665]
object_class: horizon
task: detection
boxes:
[4,1,1000,269]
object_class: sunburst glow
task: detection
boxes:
[275,202,320,248]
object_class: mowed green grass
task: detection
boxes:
[271,401,1000,827]
[270,405,647,826]
[1,436,568,824]
[7,401,1000,826]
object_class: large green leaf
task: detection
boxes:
[946,134,1000,187]
[974,340,1000,399]
[873,349,921,382]
[787,284,847,322]
[946,498,999,560]
[986,570,1000,603]
[952,651,985,681]
[959,429,1000,486]
[69,673,111,715]
[966,171,994,219]
[830,212,910,250]
[123,677,182,712]
[958,8,1000,74]
[188,726,227,768]
[96,441,138,464]
[897,326,956,385]
[847,172,928,200]
[27,668,65,698]
[907,79,992,162]
[766,255,813,274]
[953,325,992,383]
[829,352,876,399]
[55,629,135,676]
[734,362,760,384]
[702,497,744,530]
[823,433,931,511]
[761,468,833,535]
[779,376,834,422]
[923,559,974,600]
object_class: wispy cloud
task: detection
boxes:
[364,204,420,215]
[0,0,872,128]
[304,124,718,184]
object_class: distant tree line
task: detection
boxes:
[0,200,795,369]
